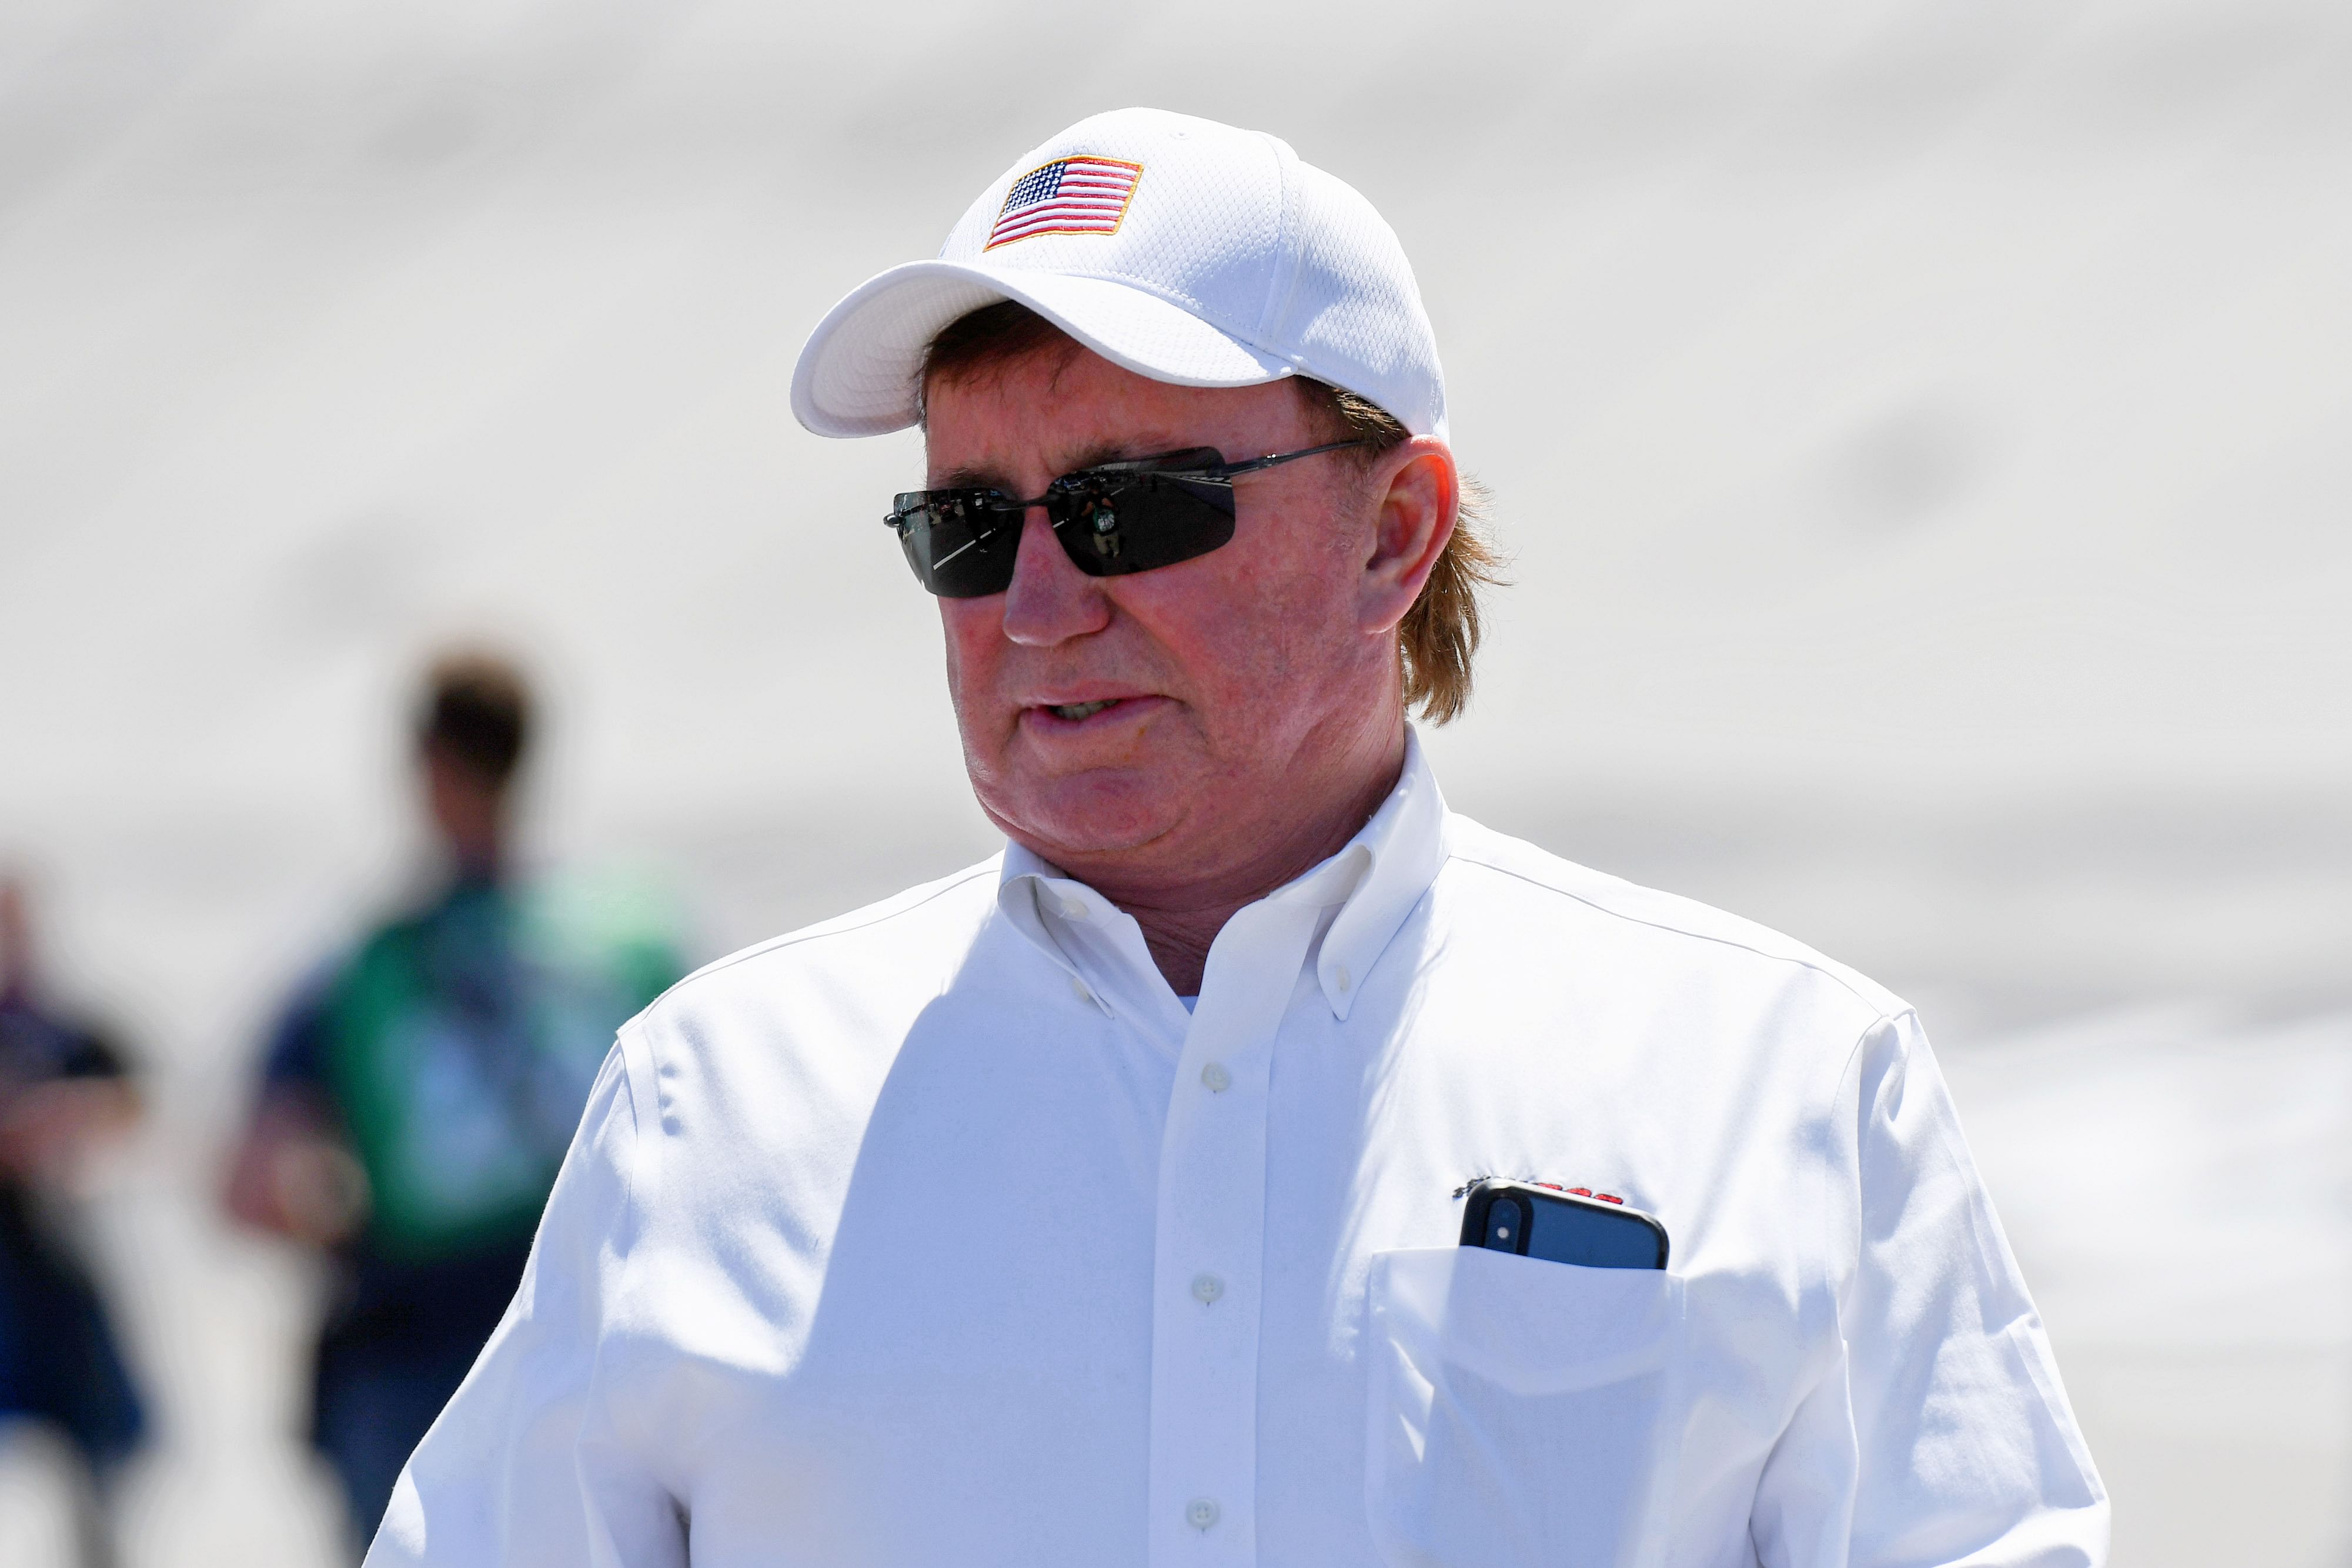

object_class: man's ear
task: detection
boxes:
[1358,438,1459,636]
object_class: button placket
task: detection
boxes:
[1144,900,1316,1568]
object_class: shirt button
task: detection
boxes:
[1200,1061,1231,1093]
[1334,963,1352,992]
[1186,1497,1220,1531]
[1059,898,1087,921]
[1069,977,1094,1005]
[1191,1272,1224,1305]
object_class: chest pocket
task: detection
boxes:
[1365,1246,1687,1568]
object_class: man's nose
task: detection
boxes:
[1000,507,1111,646]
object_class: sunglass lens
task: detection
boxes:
[894,492,1020,598]
[1052,472,1236,577]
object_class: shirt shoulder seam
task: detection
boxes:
[1825,1008,1915,1299]
[642,861,1001,1024]
[1440,842,1898,1025]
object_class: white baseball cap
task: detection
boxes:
[790,107,1447,442]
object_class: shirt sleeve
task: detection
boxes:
[1751,1010,2110,1568]
[365,1022,686,1568]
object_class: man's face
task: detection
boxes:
[421,745,509,869]
[925,346,1403,885]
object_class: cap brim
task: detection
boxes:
[790,262,1296,438]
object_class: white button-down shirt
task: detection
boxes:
[372,735,2107,1567]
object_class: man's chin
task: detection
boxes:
[971,771,1186,868]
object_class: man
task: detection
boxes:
[373,109,2107,1566]
[0,875,144,1568]
[227,654,682,1555]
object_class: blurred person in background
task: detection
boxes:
[0,874,144,1568]
[225,653,683,1557]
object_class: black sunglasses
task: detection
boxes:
[883,440,1368,598]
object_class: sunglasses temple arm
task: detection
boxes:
[1207,439,1374,480]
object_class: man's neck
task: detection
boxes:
[1064,740,1405,998]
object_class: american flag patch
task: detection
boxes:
[985,156,1144,250]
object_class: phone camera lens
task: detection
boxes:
[1486,1198,1525,1251]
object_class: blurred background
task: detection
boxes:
[1,0,2346,1562]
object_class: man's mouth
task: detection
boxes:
[1047,699,1119,721]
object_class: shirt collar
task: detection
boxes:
[996,727,1448,1022]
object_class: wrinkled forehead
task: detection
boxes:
[923,341,1315,490]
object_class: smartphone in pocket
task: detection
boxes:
[1459,1179,1669,1269]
